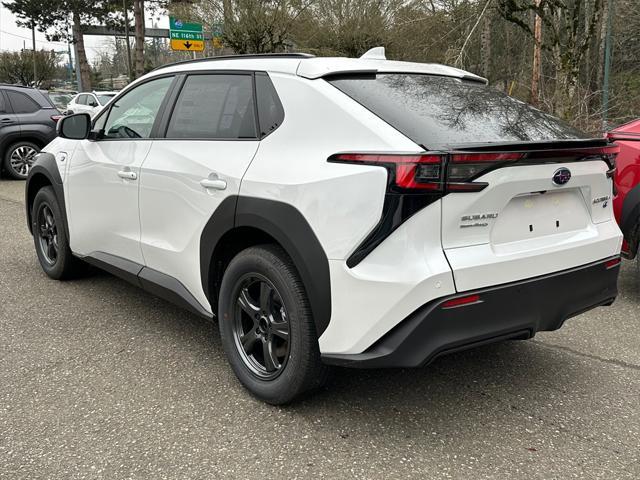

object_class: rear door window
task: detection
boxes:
[76,94,87,105]
[0,91,7,113]
[166,74,256,139]
[7,91,39,114]
[255,72,284,138]
[328,74,587,149]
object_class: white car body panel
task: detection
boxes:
[440,161,621,291]
[445,220,621,292]
[139,140,260,311]
[41,137,76,182]
[240,73,418,260]
[66,139,150,264]
[319,202,456,354]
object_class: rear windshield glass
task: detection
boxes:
[328,74,587,149]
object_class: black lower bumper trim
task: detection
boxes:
[322,257,620,368]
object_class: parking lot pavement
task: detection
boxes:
[1,178,639,480]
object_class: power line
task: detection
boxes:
[0,28,67,46]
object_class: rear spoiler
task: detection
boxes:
[439,138,619,175]
[447,138,611,152]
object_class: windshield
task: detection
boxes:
[328,74,587,149]
[98,94,116,105]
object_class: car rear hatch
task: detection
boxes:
[327,72,622,290]
[439,139,621,291]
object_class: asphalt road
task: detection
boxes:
[1,178,639,480]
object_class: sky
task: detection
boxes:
[0,4,170,63]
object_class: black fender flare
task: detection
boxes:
[200,196,332,337]
[25,152,69,240]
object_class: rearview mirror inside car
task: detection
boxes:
[57,113,91,140]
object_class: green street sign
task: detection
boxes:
[169,17,204,52]
[212,23,224,38]
[170,17,203,33]
[171,31,203,41]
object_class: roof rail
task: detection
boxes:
[151,52,315,72]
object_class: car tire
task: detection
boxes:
[3,141,40,180]
[218,244,330,405]
[31,186,84,280]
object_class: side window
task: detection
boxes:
[77,94,87,105]
[166,74,256,139]
[0,91,7,113]
[102,76,173,139]
[255,72,284,137]
[87,95,98,107]
[7,91,39,113]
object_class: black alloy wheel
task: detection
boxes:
[31,186,85,280]
[232,275,291,380]
[218,245,330,404]
[36,203,59,266]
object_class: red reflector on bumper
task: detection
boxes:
[605,257,621,269]
[441,294,481,309]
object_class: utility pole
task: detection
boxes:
[123,0,133,81]
[31,23,37,86]
[602,0,615,130]
[531,0,542,105]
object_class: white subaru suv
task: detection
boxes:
[26,49,622,404]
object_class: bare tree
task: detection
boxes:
[498,0,604,118]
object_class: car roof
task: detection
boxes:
[0,84,54,108]
[151,49,487,84]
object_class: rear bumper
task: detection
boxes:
[321,257,620,368]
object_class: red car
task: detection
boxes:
[608,119,640,259]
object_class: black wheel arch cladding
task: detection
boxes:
[200,195,332,337]
[25,152,69,240]
[621,182,640,255]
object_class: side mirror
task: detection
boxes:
[57,113,91,140]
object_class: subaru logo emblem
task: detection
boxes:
[552,168,571,186]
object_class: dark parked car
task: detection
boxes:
[0,84,62,179]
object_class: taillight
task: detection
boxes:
[447,152,524,191]
[328,152,528,193]
[328,153,444,192]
